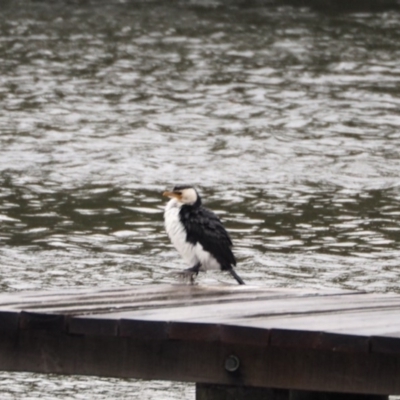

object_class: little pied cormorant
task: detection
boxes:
[163,185,245,285]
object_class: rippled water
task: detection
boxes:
[1,0,400,398]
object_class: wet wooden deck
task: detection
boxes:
[0,284,399,398]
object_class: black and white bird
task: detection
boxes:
[163,185,245,285]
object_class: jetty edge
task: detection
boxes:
[0,284,398,399]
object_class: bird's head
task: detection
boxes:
[163,185,201,206]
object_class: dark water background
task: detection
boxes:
[1,0,400,398]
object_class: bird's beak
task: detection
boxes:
[163,191,181,200]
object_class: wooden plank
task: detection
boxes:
[6,284,399,353]
[371,334,400,355]
[0,285,399,396]
[19,312,65,332]
[0,285,359,314]
[68,316,119,336]
[62,295,400,343]
[0,290,336,314]
[168,322,220,342]
[0,311,19,332]
[224,309,400,337]
[0,285,276,309]
[196,385,389,400]
[119,319,168,340]
[0,330,398,395]
[69,318,369,353]
[0,285,347,306]
[219,325,270,346]
[196,383,289,400]
[119,320,270,345]
[57,293,399,323]
[269,329,370,353]
[290,390,388,400]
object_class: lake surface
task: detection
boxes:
[1,0,400,398]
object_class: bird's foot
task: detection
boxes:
[173,269,197,285]
[175,269,198,285]
[172,263,201,285]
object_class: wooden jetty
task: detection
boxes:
[0,284,399,399]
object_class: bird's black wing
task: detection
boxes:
[179,205,236,269]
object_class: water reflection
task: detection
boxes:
[1,0,400,398]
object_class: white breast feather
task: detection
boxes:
[164,199,197,266]
[164,199,221,271]
[194,242,220,270]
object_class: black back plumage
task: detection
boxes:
[179,204,236,271]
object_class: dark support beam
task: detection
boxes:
[196,383,289,400]
[0,330,397,396]
[290,390,389,400]
[195,385,389,400]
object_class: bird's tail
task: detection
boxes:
[229,268,245,285]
